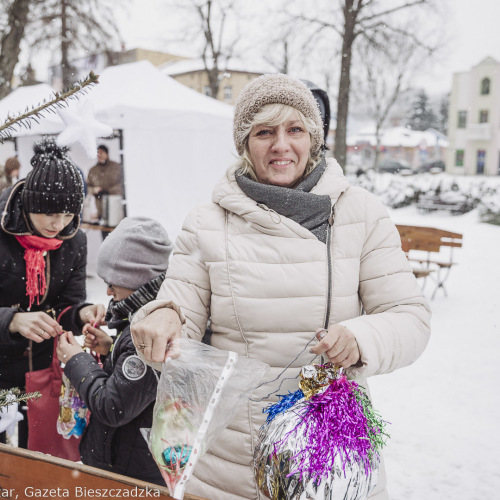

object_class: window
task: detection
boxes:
[457,111,467,128]
[481,78,490,95]
[479,110,489,123]
[477,150,486,174]
[223,85,232,103]
[203,86,212,97]
[455,150,464,167]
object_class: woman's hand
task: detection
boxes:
[8,311,62,343]
[83,324,113,356]
[56,331,83,363]
[79,304,106,328]
[309,325,361,369]
[131,308,182,363]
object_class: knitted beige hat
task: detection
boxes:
[233,73,324,157]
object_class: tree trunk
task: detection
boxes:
[207,65,220,98]
[0,0,30,99]
[61,0,73,88]
[333,0,359,170]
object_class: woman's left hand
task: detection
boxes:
[56,331,83,363]
[309,325,361,369]
[79,304,106,328]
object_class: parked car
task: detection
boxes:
[417,160,445,174]
[377,159,415,175]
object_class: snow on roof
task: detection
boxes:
[89,60,234,118]
[348,126,449,148]
[0,60,235,137]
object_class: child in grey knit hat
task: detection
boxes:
[56,217,172,486]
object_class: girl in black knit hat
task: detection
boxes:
[0,138,106,450]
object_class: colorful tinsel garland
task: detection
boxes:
[255,363,389,500]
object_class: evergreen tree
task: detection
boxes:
[437,94,449,135]
[0,388,40,409]
[407,89,438,130]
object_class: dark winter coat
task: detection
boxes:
[64,325,164,486]
[86,160,123,220]
[0,182,88,389]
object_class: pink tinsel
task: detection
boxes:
[275,375,375,482]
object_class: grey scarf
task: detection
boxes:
[235,155,331,243]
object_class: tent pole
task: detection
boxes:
[117,128,127,217]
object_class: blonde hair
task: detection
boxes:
[232,103,323,182]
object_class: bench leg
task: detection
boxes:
[430,266,452,300]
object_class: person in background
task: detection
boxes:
[86,144,123,239]
[57,216,172,486]
[0,157,20,193]
[130,74,431,499]
[0,139,105,448]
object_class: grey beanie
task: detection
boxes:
[97,217,172,290]
[233,73,324,157]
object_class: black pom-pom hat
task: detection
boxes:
[21,138,84,214]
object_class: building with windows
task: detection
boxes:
[346,126,448,173]
[159,58,267,105]
[447,57,500,175]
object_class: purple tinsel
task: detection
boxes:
[275,375,375,482]
[71,395,85,410]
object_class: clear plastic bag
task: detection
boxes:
[57,373,88,439]
[144,338,268,498]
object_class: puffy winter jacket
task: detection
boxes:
[133,158,431,499]
[64,326,164,486]
[0,182,88,389]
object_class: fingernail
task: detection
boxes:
[315,328,327,339]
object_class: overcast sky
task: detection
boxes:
[413,0,500,93]
[114,0,500,96]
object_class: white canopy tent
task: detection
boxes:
[0,60,236,241]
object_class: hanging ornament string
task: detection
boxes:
[249,331,320,403]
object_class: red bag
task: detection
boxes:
[25,336,81,461]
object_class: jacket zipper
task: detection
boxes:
[324,204,335,329]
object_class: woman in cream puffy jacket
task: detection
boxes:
[132,74,431,500]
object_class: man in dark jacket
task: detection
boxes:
[0,139,105,448]
[57,217,172,486]
[86,144,123,238]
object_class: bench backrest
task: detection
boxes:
[396,224,463,253]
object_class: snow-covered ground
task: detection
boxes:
[369,206,500,500]
[85,188,500,500]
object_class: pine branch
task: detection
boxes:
[0,71,100,143]
[0,387,41,409]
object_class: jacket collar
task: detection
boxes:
[212,157,350,238]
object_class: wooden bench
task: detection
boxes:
[416,199,468,215]
[0,443,208,500]
[396,224,463,299]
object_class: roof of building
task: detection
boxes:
[159,57,273,77]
